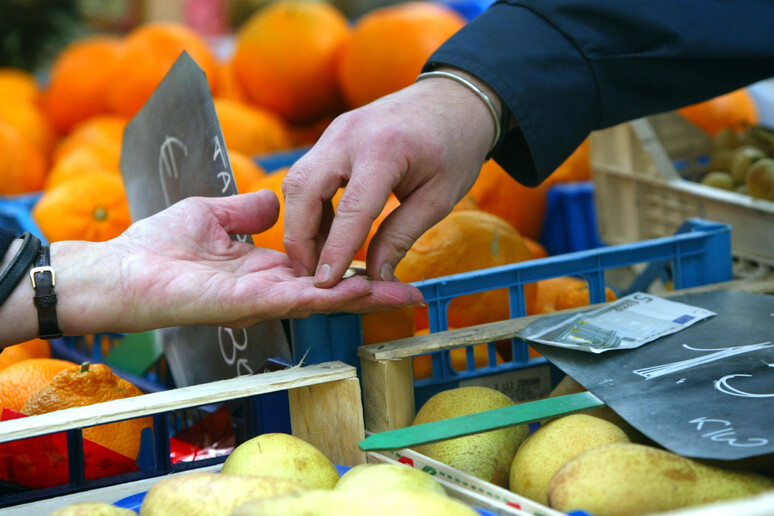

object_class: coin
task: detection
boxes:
[342,266,371,280]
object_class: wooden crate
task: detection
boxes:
[2,361,365,513]
[359,278,774,516]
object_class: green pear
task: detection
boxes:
[509,413,630,505]
[220,432,340,490]
[48,503,137,516]
[547,442,774,516]
[335,463,446,497]
[411,386,529,487]
[139,471,307,516]
[232,488,479,516]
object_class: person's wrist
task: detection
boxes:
[415,66,504,160]
[49,240,126,336]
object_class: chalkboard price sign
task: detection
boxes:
[119,52,291,387]
[532,289,774,461]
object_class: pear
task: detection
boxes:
[221,432,340,490]
[545,375,647,443]
[232,489,479,516]
[139,471,307,516]
[547,442,774,516]
[335,463,446,497]
[509,413,630,505]
[411,386,529,487]
[48,503,136,516]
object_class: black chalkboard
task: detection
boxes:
[531,289,774,460]
[119,52,291,387]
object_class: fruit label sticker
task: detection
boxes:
[532,290,774,460]
[120,52,291,387]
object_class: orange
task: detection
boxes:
[349,259,417,345]
[22,362,152,460]
[554,279,617,311]
[230,149,267,192]
[354,194,401,262]
[412,329,504,380]
[215,56,248,103]
[233,0,351,124]
[466,159,550,240]
[0,345,32,371]
[678,88,758,136]
[108,22,218,118]
[337,1,465,109]
[287,115,335,147]
[214,98,292,156]
[0,68,39,104]
[524,237,548,260]
[42,36,122,134]
[0,99,56,164]
[17,338,51,359]
[52,114,126,166]
[32,171,131,243]
[46,146,121,190]
[530,276,618,315]
[0,358,75,412]
[395,209,537,330]
[250,168,288,252]
[0,119,47,195]
[544,138,591,186]
[361,307,416,346]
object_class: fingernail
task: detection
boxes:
[408,302,426,308]
[314,263,331,284]
[380,262,394,282]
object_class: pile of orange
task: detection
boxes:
[0,348,150,461]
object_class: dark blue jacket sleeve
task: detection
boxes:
[425,0,774,186]
[0,227,15,260]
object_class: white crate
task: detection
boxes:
[591,112,774,269]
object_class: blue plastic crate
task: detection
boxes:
[0,192,46,243]
[291,218,733,409]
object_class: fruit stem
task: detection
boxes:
[80,361,91,373]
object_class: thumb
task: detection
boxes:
[202,190,280,237]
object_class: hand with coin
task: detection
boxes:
[0,192,423,347]
[283,66,498,288]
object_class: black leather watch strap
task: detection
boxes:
[30,245,62,339]
[0,232,41,307]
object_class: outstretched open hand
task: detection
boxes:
[105,191,423,332]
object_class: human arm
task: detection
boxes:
[430,0,774,185]
[0,191,423,348]
[283,0,774,287]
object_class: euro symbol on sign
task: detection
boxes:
[159,136,188,207]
